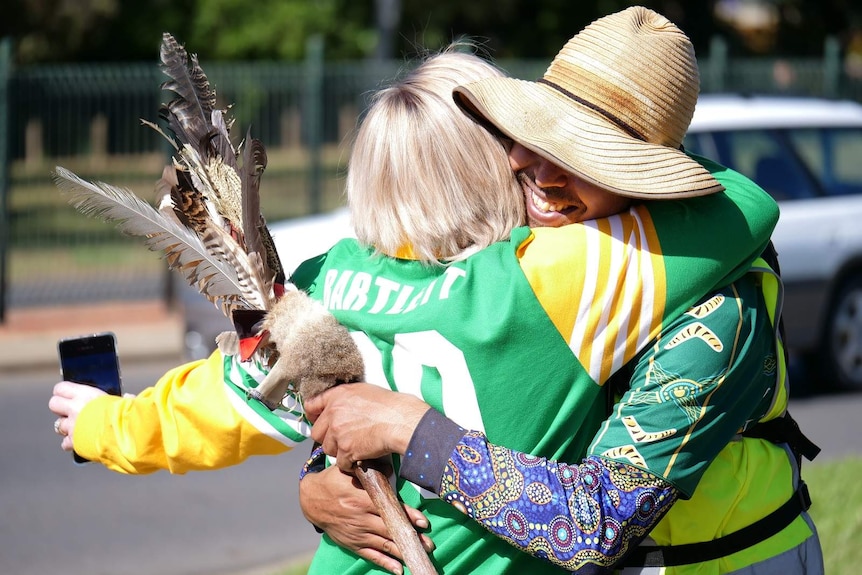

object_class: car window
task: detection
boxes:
[684,129,818,201]
[787,127,862,196]
[683,132,711,159]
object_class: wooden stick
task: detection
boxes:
[355,461,438,575]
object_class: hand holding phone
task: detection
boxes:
[57,332,123,464]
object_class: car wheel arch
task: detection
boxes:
[816,260,862,390]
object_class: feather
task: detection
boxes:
[259,222,285,289]
[139,118,178,152]
[240,131,264,254]
[239,131,283,285]
[158,34,236,171]
[52,166,264,316]
[172,173,213,234]
[57,33,284,365]
[150,34,286,290]
[178,142,242,232]
[153,163,206,233]
[157,34,211,151]
[209,108,236,168]
[199,224,274,311]
[154,164,177,206]
[158,33,234,165]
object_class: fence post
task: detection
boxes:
[304,35,324,214]
[706,35,728,92]
[823,35,840,98]
[156,66,178,311]
[0,38,11,323]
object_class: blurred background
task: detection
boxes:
[2,2,862,575]
[1,0,861,314]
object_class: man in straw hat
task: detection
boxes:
[302,6,824,575]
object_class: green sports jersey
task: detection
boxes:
[299,232,601,574]
[292,159,778,574]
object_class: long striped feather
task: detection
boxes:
[200,224,273,311]
[53,166,262,315]
[158,33,236,169]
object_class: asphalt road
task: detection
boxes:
[1,359,858,575]
[0,359,320,575]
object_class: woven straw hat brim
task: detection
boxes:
[455,77,724,199]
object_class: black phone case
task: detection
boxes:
[57,332,123,464]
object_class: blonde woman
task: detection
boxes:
[347,48,525,264]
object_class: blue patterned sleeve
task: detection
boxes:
[400,417,678,572]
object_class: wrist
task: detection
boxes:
[390,403,432,455]
[299,444,327,481]
[400,409,467,493]
[298,448,327,534]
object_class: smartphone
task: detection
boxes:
[58,332,123,464]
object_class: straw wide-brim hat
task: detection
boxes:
[454,6,724,199]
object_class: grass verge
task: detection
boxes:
[805,455,862,574]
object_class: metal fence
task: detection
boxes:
[1,35,861,317]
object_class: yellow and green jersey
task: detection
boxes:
[292,159,784,574]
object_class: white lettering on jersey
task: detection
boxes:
[370,277,401,313]
[391,330,484,432]
[321,267,468,314]
[386,284,415,314]
[330,270,353,310]
[344,272,372,310]
[323,268,339,309]
[440,267,466,299]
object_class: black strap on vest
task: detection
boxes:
[621,412,820,567]
[743,412,821,464]
[621,481,812,567]
[760,240,789,355]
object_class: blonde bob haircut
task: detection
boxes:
[347,44,526,265]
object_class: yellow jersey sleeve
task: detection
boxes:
[73,351,309,474]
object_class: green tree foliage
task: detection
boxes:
[3,0,122,63]
[1,0,859,63]
[187,0,376,60]
[391,0,717,59]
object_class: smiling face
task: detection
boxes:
[508,142,633,228]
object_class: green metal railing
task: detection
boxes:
[1,35,860,313]
[0,38,10,321]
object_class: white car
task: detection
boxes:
[685,94,862,391]
[181,94,862,392]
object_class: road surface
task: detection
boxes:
[0,359,857,575]
[1,359,320,575]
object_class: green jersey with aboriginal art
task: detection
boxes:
[292,161,779,575]
[415,269,816,574]
[591,266,816,574]
[591,277,779,497]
